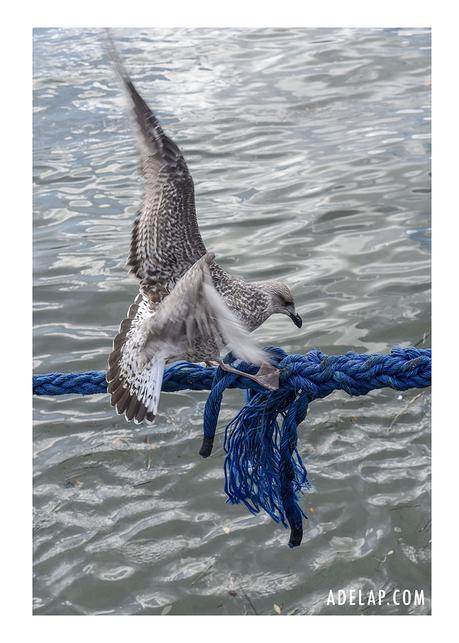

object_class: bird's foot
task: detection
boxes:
[218,360,280,391]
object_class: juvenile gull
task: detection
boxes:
[106,38,302,424]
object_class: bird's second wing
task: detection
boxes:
[107,253,266,424]
[107,34,207,288]
[142,253,266,366]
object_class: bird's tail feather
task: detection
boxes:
[107,293,166,425]
[108,352,165,425]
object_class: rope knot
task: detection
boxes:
[33,346,431,547]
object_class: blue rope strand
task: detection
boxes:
[33,346,431,546]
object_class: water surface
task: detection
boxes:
[33,27,431,615]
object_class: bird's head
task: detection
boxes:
[262,281,302,328]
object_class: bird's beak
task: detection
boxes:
[289,311,303,328]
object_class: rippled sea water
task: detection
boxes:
[33,28,431,615]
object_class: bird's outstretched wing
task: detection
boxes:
[106,32,207,288]
[107,254,266,424]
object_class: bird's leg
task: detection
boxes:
[218,360,280,391]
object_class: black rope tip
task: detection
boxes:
[199,437,214,458]
[288,527,303,548]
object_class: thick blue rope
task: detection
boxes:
[33,346,431,547]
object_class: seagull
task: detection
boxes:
[106,35,303,424]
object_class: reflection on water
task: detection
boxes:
[33,27,431,615]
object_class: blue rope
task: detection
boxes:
[33,346,431,547]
